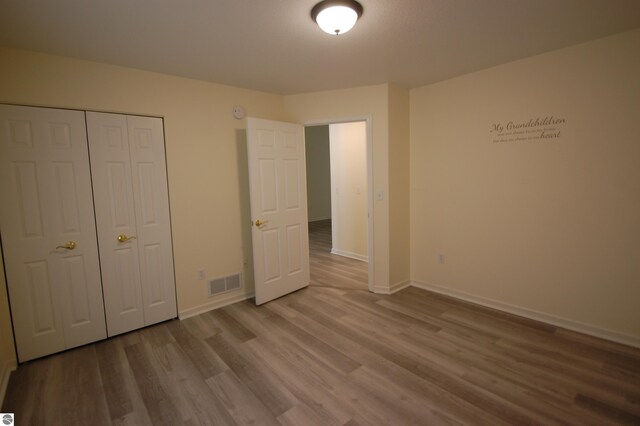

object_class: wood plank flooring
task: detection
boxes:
[308,219,368,291]
[3,219,639,425]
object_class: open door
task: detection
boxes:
[247,118,310,305]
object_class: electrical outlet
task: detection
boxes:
[197,269,206,280]
[438,254,445,264]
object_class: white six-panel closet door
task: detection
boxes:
[86,112,145,336]
[0,105,107,361]
[86,112,176,336]
[126,115,177,326]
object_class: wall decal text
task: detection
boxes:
[491,116,566,143]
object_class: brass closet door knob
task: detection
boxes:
[117,234,137,243]
[56,241,77,250]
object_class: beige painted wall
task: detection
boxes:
[284,85,391,291]
[0,47,286,318]
[329,122,368,259]
[388,85,410,287]
[410,29,640,340]
[304,125,332,221]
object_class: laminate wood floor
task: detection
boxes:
[3,220,639,425]
[308,219,368,291]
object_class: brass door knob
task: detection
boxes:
[254,219,269,228]
[117,234,137,243]
[56,241,77,250]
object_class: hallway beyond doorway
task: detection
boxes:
[308,220,368,291]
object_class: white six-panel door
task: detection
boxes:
[86,112,145,335]
[246,118,310,305]
[126,115,177,326]
[0,105,107,361]
[87,112,176,336]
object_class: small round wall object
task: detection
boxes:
[232,105,245,119]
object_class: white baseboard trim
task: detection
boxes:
[179,291,254,319]
[330,248,368,263]
[374,280,411,295]
[0,359,17,406]
[390,280,412,294]
[411,280,640,349]
[308,216,331,222]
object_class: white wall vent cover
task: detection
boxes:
[208,273,242,297]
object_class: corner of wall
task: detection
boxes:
[387,85,411,286]
[407,29,640,342]
[0,359,17,406]
[0,246,17,406]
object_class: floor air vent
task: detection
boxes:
[208,273,242,297]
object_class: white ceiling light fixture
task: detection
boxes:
[311,0,363,36]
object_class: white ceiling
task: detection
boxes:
[1,0,639,95]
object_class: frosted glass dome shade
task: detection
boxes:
[316,6,358,35]
[311,1,363,36]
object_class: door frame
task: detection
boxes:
[303,115,374,292]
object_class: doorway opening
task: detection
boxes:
[304,118,373,292]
